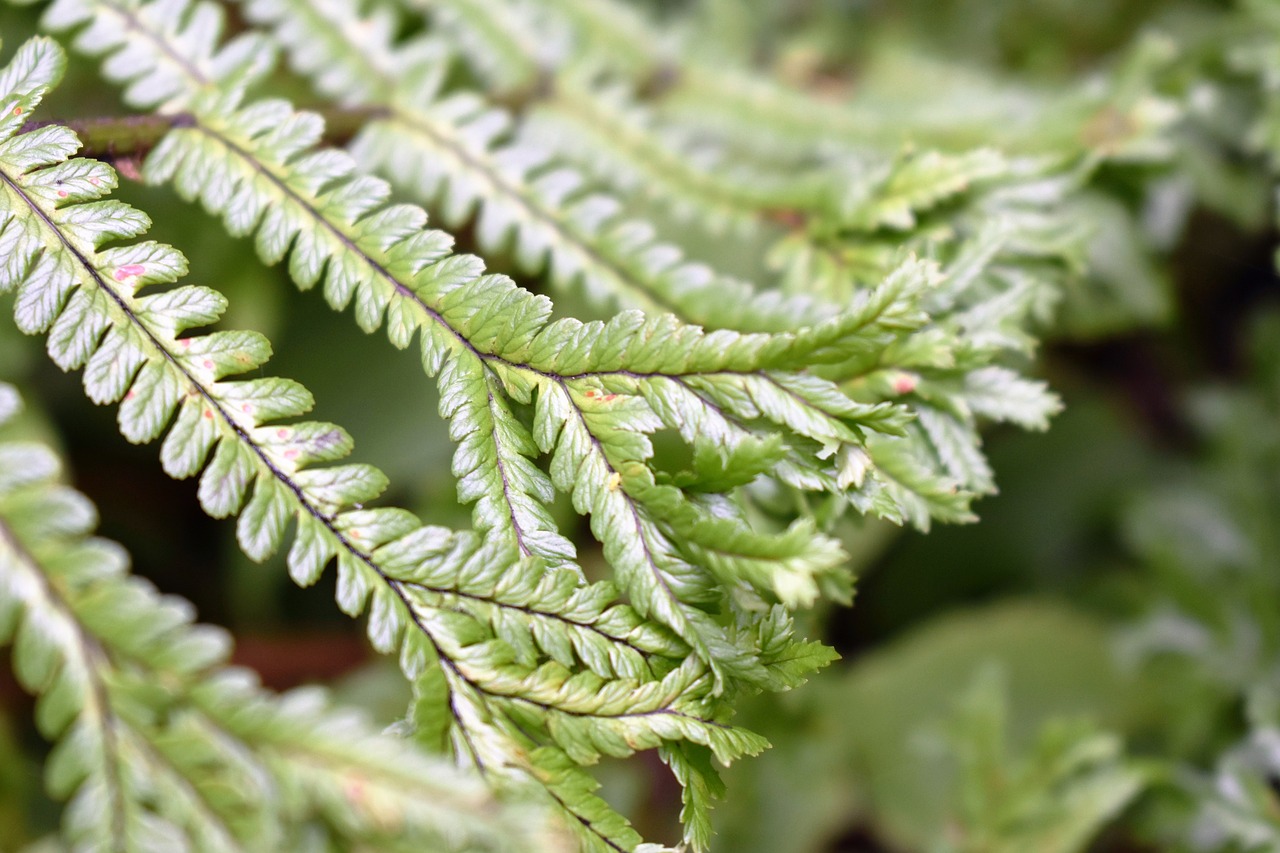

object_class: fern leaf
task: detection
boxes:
[0,376,550,851]
[0,4,1073,849]
[46,0,1014,545]
[829,148,1009,231]
[522,71,827,231]
[403,0,841,227]
[42,0,274,110]
[240,0,831,333]
[254,0,1064,535]
[44,0,946,595]
[0,36,767,849]
[18,1,1064,842]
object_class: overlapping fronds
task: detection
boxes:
[0,33,817,849]
[390,0,1068,507]
[411,0,1176,343]
[0,0,1111,846]
[227,0,1066,529]
[232,0,826,333]
[38,0,977,613]
[403,0,897,224]
[0,372,552,852]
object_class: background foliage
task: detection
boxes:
[1,0,1279,851]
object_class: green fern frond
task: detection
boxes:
[4,2,1068,846]
[234,0,827,333]
[0,374,552,851]
[386,0,842,236]
[42,0,273,109]
[0,35,788,849]
[40,0,955,580]
[229,0,1061,529]
[132,81,901,662]
[521,71,828,231]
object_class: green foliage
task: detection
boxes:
[0,0,1278,851]
[0,379,548,851]
[931,669,1145,853]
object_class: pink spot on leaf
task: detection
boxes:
[113,264,146,281]
[893,375,917,395]
[283,448,299,460]
[57,190,67,198]
[89,177,100,186]
[241,403,252,413]
[277,429,289,438]
[203,409,213,420]
[202,359,214,370]
[125,390,136,400]
[602,394,618,402]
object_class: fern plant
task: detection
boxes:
[0,0,1169,849]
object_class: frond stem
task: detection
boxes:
[18,107,388,164]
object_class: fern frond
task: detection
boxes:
[0,375,550,851]
[821,148,1009,233]
[234,0,827,334]
[138,82,907,662]
[41,0,950,592]
[15,3,1067,843]
[521,71,828,232]
[0,35,789,850]
[403,0,851,206]
[223,0,1060,539]
[42,0,274,110]
[99,0,1049,540]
